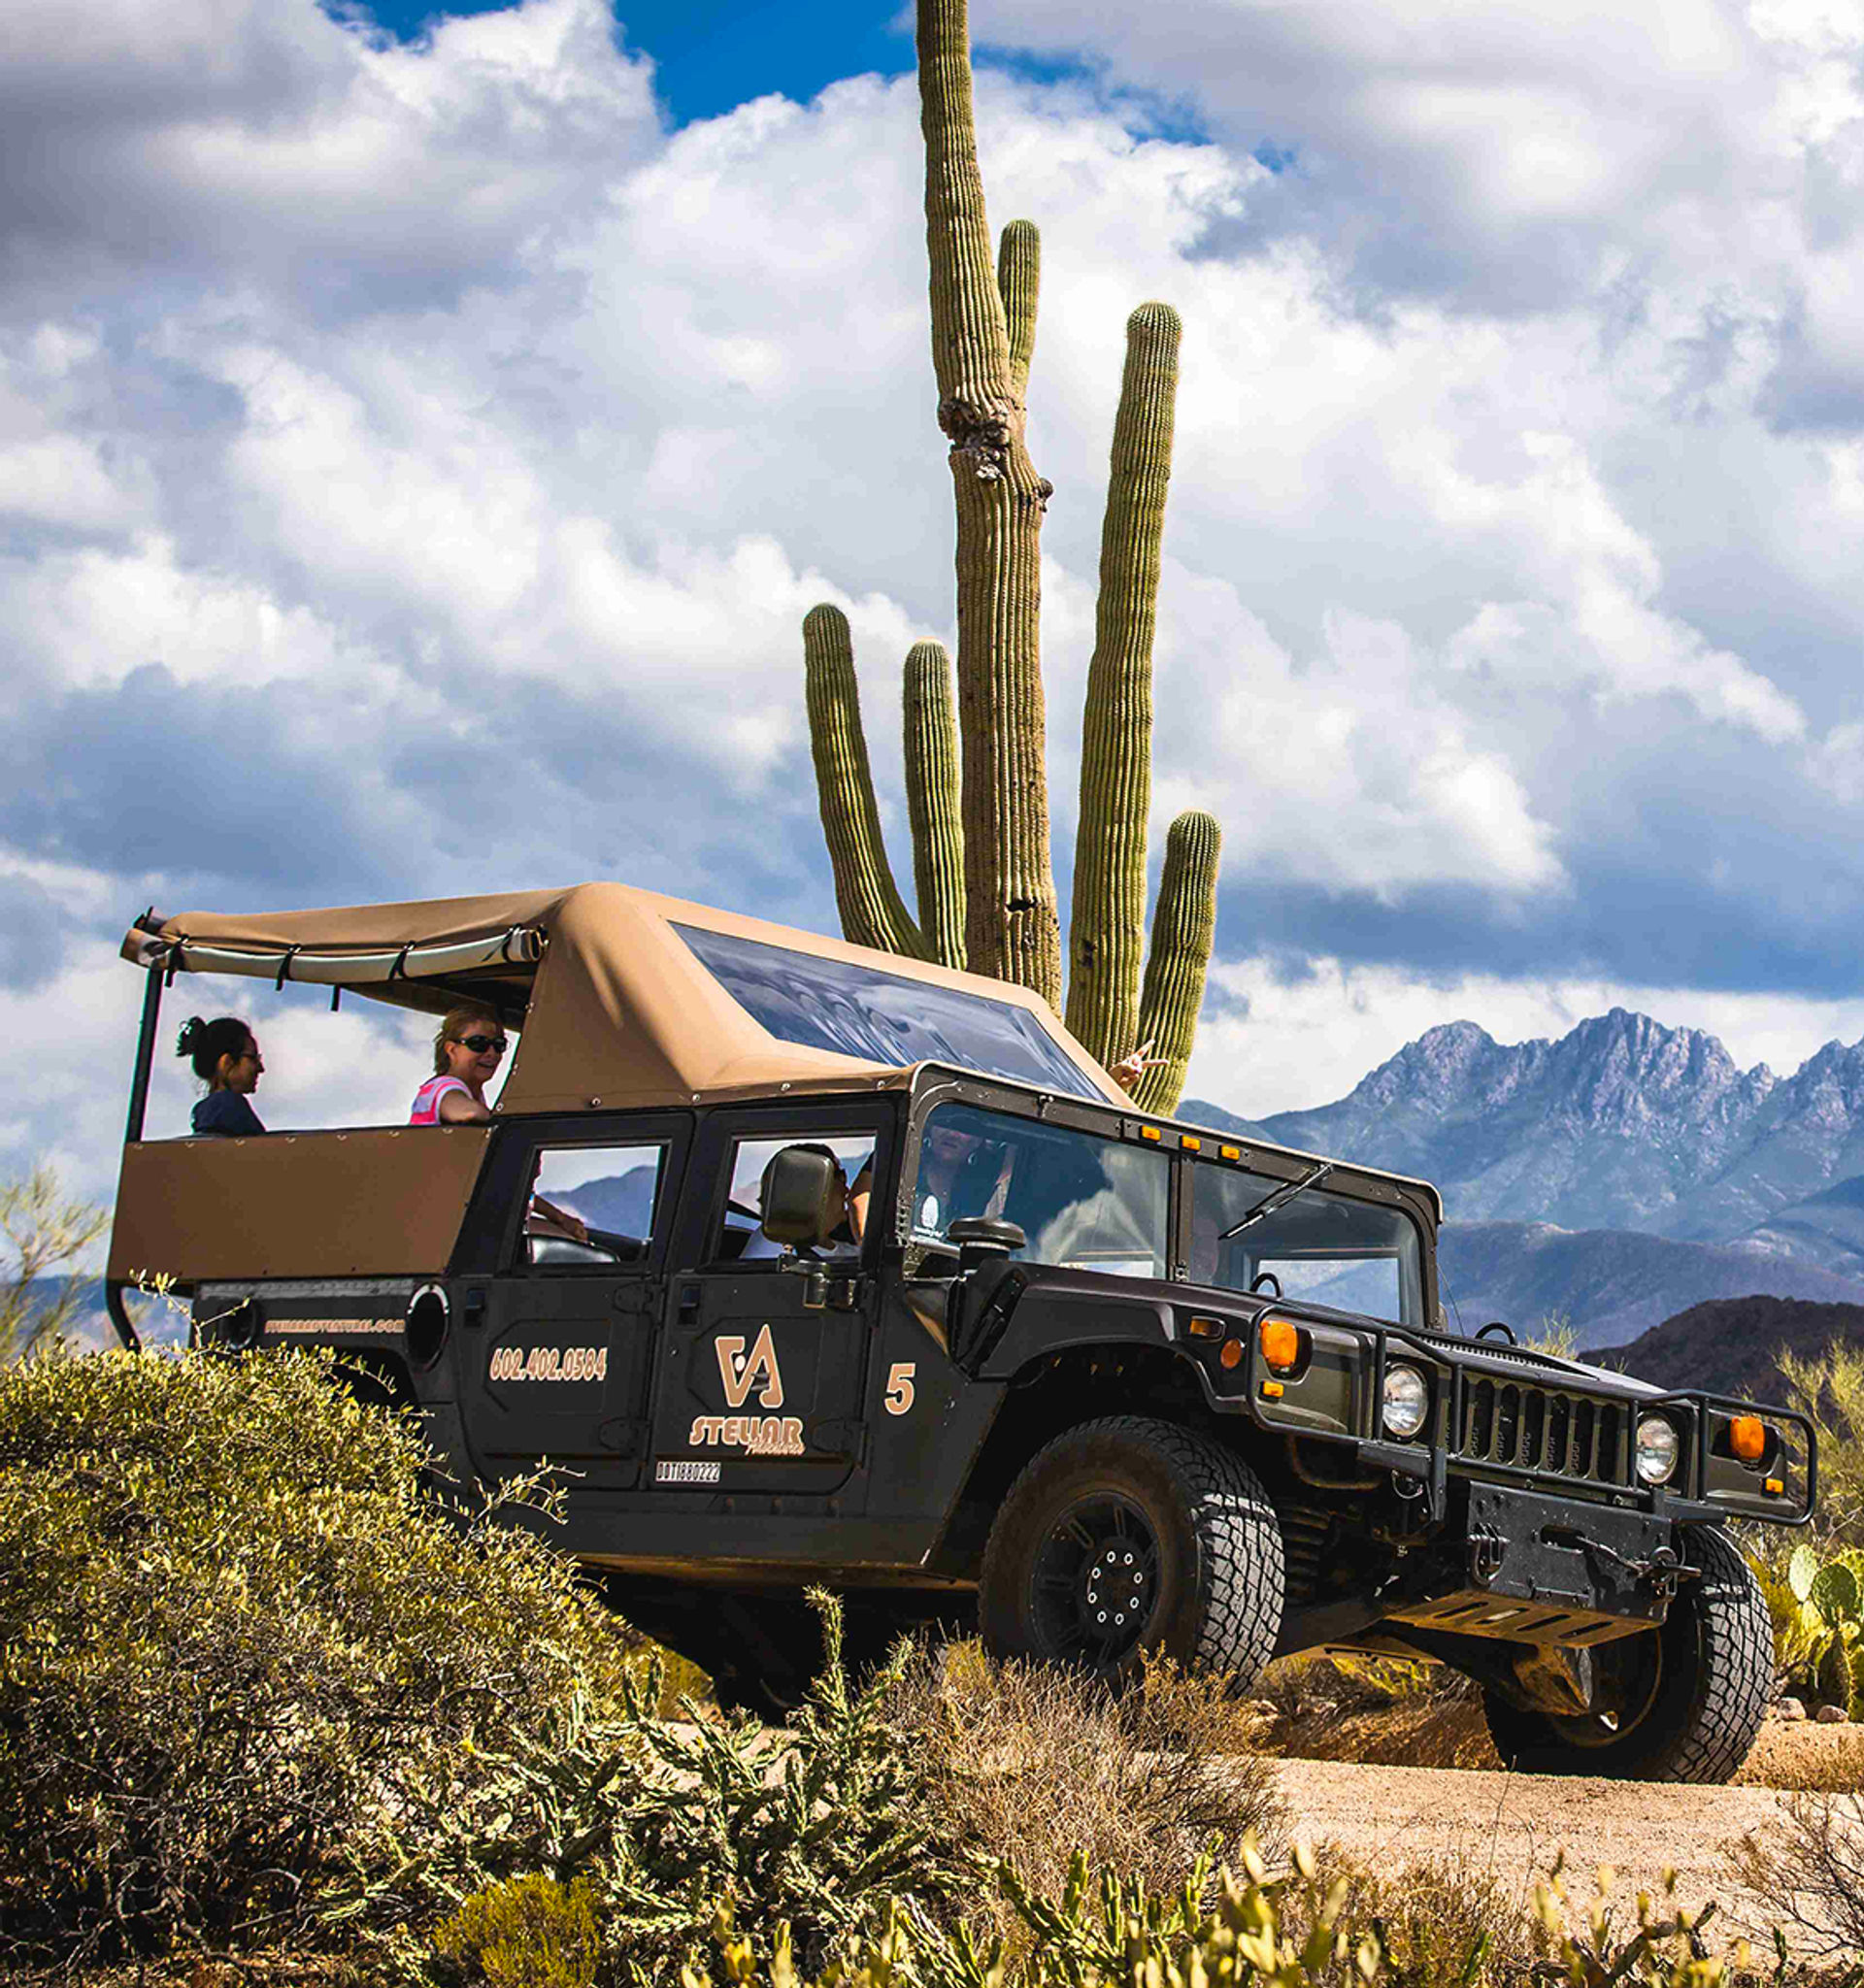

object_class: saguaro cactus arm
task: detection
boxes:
[1131,810,1221,1115]
[919,0,1062,1006]
[1065,302,1182,1068]
[903,642,967,970]
[803,605,930,960]
[998,218,1039,406]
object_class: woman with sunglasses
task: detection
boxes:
[410,1004,511,1126]
[411,1005,586,1242]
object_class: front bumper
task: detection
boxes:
[1381,1484,1681,1647]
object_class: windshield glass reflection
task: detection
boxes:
[1190,1162,1423,1325]
[912,1103,1170,1279]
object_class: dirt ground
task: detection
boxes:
[1269,1706,1864,1957]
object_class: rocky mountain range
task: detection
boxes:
[1186,1008,1864,1256]
[1182,1007,1864,1344]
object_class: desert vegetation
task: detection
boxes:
[4,1345,1856,1987]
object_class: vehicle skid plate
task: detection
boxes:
[1384,1485,1681,1648]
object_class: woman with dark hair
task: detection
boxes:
[176,1015,266,1137]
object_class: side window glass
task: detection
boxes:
[525,1143,666,1268]
[714,1133,875,1266]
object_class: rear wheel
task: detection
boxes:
[1482,1526,1770,1783]
[979,1416,1283,1685]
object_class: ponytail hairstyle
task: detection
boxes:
[434,1003,501,1076]
[176,1015,253,1090]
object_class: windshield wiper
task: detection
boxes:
[1219,1159,1335,1241]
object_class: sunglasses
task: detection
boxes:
[457,1034,509,1055]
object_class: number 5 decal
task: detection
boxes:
[883,1362,916,1416]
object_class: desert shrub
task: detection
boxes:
[1733,1791,1864,1965]
[331,1601,969,1982]
[1777,1342,1864,1546]
[0,1164,108,1362]
[0,1348,633,1967]
[882,1640,1283,1948]
[433,1873,602,1988]
[682,1843,1783,1988]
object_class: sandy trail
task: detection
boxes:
[1271,1724,1864,1957]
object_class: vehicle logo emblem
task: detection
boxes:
[715,1322,783,1409]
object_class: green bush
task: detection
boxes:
[434,1873,602,1988]
[0,1348,632,1968]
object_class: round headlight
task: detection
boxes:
[1382,1363,1430,1439]
[1635,1413,1681,1485]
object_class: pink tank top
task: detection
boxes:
[409,1076,472,1126]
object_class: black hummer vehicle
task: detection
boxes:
[107,882,1813,1779]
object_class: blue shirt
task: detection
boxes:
[192,1091,265,1137]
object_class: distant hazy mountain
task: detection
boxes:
[1586,1295,1864,1400]
[1438,1222,1864,1347]
[1189,1007,1864,1244]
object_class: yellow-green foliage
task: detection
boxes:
[679,1842,1767,1988]
[435,1873,602,1988]
[0,1348,633,1964]
[1777,1339,1864,1543]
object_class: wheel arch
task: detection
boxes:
[928,1338,1278,1579]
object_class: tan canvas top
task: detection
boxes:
[126,882,1128,1116]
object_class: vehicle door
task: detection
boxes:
[651,1105,891,1498]
[466,1117,687,1489]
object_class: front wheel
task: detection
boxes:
[979,1416,1283,1685]
[1482,1526,1771,1783]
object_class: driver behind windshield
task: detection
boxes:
[911,1117,1014,1237]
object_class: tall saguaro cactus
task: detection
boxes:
[801,0,1222,1114]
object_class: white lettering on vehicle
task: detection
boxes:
[656,1459,721,1485]
[488,1344,610,1383]
[263,1317,402,1336]
[715,1322,783,1409]
[686,1412,806,1456]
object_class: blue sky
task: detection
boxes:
[15,0,1864,1201]
[344,0,917,125]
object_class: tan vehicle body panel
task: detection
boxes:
[109,1125,492,1283]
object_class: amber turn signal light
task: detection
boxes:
[1258,1316,1302,1374]
[1219,1337,1245,1370]
[1728,1415,1767,1463]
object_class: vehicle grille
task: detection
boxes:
[1454,1377,1629,1486]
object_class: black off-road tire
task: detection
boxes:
[979,1416,1283,1685]
[1482,1525,1771,1783]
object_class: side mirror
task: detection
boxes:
[759,1146,844,1249]
[947,1214,1026,1276]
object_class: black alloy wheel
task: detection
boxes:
[1027,1492,1163,1668]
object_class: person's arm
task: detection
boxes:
[527,1194,589,1244]
[1109,1041,1168,1094]
[847,1163,873,1242]
[437,1085,491,1124]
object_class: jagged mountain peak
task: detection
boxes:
[1248,1007,1855,1243]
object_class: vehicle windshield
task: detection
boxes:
[910,1102,1170,1279]
[1189,1161,1424,1325]
[673,924,1106,1101]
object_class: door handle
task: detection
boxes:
[677,1283,701,1324]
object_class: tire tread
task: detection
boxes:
[981,1414,1283,1681]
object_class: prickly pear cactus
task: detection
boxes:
[1810,1556,1861,1627]
[1789,1541,1819,1604]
